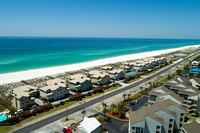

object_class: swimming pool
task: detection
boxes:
[125,72,138,77]
[0,113,8,122]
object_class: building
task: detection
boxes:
[129,61,148,72]
[174,54,187,59]
[11,85,39,110]
[148,86,183,106]
[164,77,200,116]
[128,99,187,133]
[182,121,200,133]
[190,68,200,75]
[191,61,199,68]
[39,78,69,102]
[68,74,93,92]
[77,117,101,133]
[101,66,113,72]
[88,70,110,85]
[107,69,125,80]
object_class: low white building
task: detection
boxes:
[77,117,101,133]
[191,61,199,68]
[107,69,125,80]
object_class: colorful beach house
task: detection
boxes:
[39,78,69,102]
[11,85,39,110]
[190,68,200,75]
[68,74,93,92]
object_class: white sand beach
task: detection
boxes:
[0,45,199,85]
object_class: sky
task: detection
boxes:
[0,0,200,39]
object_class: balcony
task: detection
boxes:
[190,104,197,107]
[148,100,155,104]
[183,99,192,104]
[187,108,196,112]
[181,103,189,107]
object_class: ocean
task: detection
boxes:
[0,37,200,74]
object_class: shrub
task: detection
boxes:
[18,110,32,118]
[69,93,82,101]
[60,101,65,105]
[55,104,60,107]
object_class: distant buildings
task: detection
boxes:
[128,99,186,133]
[39,78,69,102]
[88,70,110,85]
[107,69,125,80]
[68,74,93,92]
[11,85,39,110]
[191,61,199,68]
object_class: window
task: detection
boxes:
[168,130,172,133]
[180,118,183,122]
[156,126,160,130]
[169,119,173,123]
[181,113,184,117]
[180,124,183,128]
[169,124,172,128]
[156,131,160,133]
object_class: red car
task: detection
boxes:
[62,128,72,133]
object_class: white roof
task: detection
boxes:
[78,117,101,133]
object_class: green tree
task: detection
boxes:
[111,103,116,113]
[81,110,86,120]
[122,94,126,101]
[127,94,131,100]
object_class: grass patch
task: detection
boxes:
[0,105,6,111]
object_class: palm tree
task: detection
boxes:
[127,94,131,100]
[122,94,126,101]
[140,87,143,91]
[102,102,107,110]
[81,110,86,120]
[111,103,116,113]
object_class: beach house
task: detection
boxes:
[88,70,110,85]
[191,61,199,68]
[107,69,125,80]
[11,85,39,110]
[39,78,69,102]
[101,65,113,72]
[68,74,93,92]
[128,99,186,133]
[129,61,148,72]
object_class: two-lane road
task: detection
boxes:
[13,51,199,133]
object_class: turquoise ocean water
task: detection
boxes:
[0,37,200,74]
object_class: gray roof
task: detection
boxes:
[128,99,185,124]
[183,121,200,133]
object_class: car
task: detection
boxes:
[15,109,23,114]
[62,128,72,133]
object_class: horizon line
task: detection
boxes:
[0,36,200,40]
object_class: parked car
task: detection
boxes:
[62,128,72,133]
[15,109,23,114]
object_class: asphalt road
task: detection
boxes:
[13,52,199,133]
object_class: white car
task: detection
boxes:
[15,109,23,114]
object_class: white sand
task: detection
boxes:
[0,45,199,85]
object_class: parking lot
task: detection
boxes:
[125,96,148,111]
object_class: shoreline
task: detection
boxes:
[0,45,199,85]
